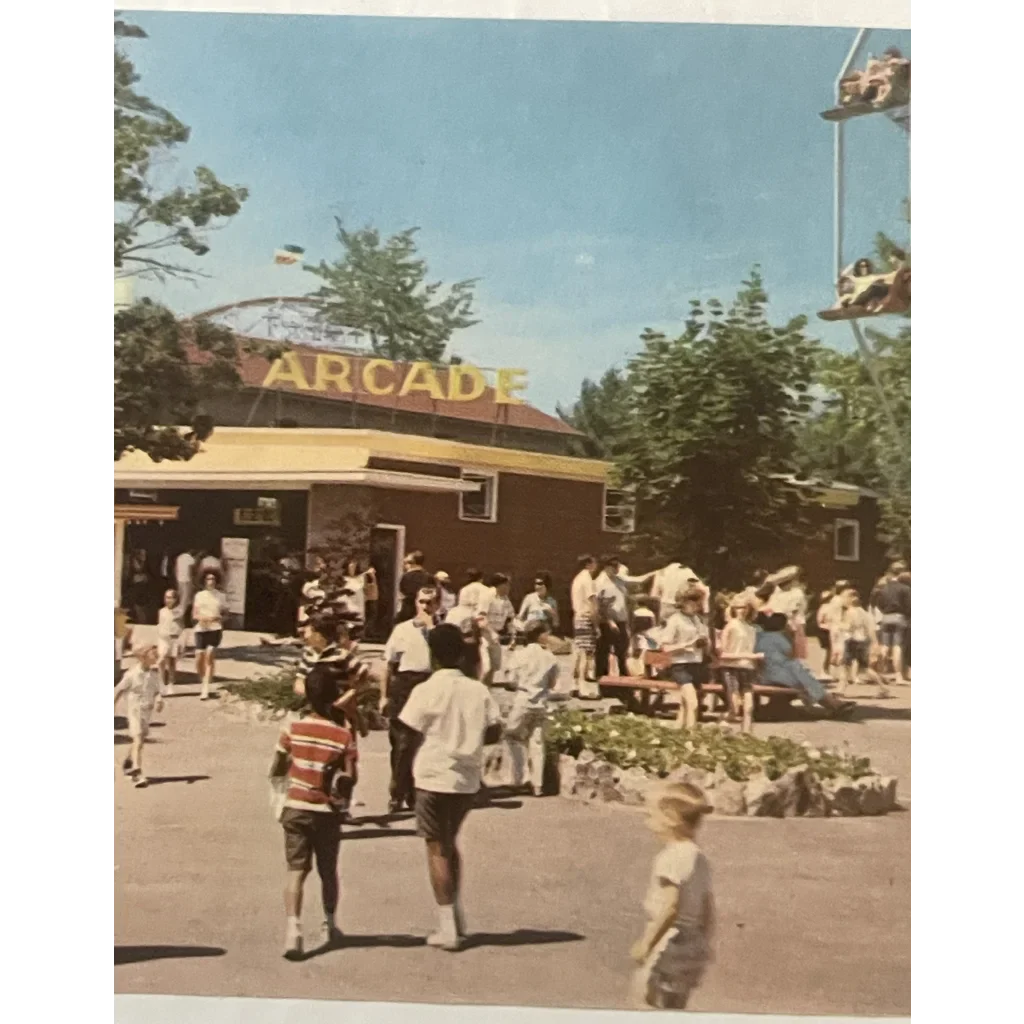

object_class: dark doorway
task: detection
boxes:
[367,526,402,641]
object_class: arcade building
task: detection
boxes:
[114,342,883,634]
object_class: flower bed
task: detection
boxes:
[220,670,386,729]
[546,710,898,817]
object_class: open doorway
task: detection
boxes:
[367,524,405,641]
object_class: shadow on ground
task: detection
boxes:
[146,775,211,786]
[301,928,584,961]
[115,945,226,965]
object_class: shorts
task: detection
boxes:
[878,614,907,648]
[414,789,475,848]
[157,637,180,659]
[669,662,709,688]
[844,639,871,667]
[194,629,223,650]
[281,806,343,872]
[723,668,755,695]
[127,705,154,740]
[573,615,597,653]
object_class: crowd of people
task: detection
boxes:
[115,547,910,1009]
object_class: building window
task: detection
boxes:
[834,518,861,562]
[603,486,636,534]
[459,470,498,523]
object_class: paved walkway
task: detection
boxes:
[115,634,910,1015]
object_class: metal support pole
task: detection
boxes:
[833,28,872,281]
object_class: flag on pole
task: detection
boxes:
[274,244,305,265]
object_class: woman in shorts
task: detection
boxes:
[192,569,227,701]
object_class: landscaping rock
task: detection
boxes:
[823,775,862,816]
[710,777,746,815]
[770,768,806,817]
[743,773,776,816]
[618,767,653,806]
[802,771,831,817]
[558,754,578,798]
[666,766,712,790]
[856,775,898,815]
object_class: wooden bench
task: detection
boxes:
[598,652,830,719]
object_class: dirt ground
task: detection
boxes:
[114,637,910,1016]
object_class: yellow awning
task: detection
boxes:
[114,428,610,488]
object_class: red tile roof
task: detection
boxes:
[228,340,580,436]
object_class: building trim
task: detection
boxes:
[114,468,479,494]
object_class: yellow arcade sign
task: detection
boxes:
[261,351,528,405]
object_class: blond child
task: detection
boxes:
[717,596,764,734]
[114,645,166,789]
[631,783,716,1010]
[157,588,184,695]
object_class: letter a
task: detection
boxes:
[261,351,313,391]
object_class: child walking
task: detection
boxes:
[631,783,716,1011]
[838,591,889,697]
[157,588,184,695]
[114,644,166,789]
[659,589,711,730]
[270,653,357,960]
[505,620,566,797]
[717,595,764,734]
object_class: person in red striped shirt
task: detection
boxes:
[270,628,357,961]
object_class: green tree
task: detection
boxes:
[556,368,629,459]
[609,270,820,585]
[306,223,479,362]
[115,300,275,461]
[796,218,911,558]
[115,18,249,279]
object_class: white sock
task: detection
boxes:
[437,904,457,938]
[286,916,301,940]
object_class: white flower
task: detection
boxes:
[609,730,620,739]
[626,749,637,760]
[684,741,695,752]
[651,738,661,747]
[808,750,821,761]
[572,725,583,734]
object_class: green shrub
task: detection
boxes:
[221,669,383,722]
[545,709,873,782]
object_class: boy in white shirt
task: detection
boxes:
[157,588,184,695]
[399,624,503,951]
[505,621,567,797]
[570,554,599,697]
[114,645,166,788]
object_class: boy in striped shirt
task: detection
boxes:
[271,612,358,960]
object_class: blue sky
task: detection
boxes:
[124,13,910,413]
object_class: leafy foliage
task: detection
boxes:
[306,503,378,587]
[796,222,911,558]
[610,270,820,585]
[114,18,249,279]
[221,668,384,724]
[546,709,873,781]
[114,300,275,461]
[556,368,630,460]
[306,223,480,362]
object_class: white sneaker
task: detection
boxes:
[283,930,304,961]
[425,930,462,951]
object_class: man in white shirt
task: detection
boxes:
[400,623,503,951]
[383,588,438,814]
[594,554,632,683]
[457,569,494,616]
[174,549,197,633]
[570,554,599,697]
[651,560,707,622]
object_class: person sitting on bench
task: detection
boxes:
[754,613,857,719]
